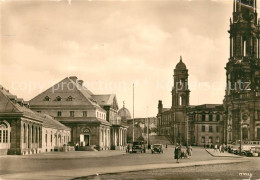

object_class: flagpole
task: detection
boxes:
[133,83,135,142]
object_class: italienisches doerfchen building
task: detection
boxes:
[29,76,128,151]
[157,0,260,146]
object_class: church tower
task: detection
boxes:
[172,56,190,108]
[172,56,190,145]
[225,0,260,144]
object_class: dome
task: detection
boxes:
[175,56,186,70]
[118,103,131,120]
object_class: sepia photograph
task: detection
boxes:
[0,0,260,179]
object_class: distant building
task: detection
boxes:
[0,86,70,155]
[126,117,158,143]
[29,76,127,150]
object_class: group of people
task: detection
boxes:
[214,144,225,153]
[174,144,192,163]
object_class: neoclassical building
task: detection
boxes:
[0,85,70,155]
[224,0,260,144]
[29,76,127,150]
[157,58,225,146]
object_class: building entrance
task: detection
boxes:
[80,134,90,146]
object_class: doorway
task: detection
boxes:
[84,135,89,146]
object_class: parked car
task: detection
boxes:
[132,141,146,153]
[151,144,163,154]
[250,147,260,157]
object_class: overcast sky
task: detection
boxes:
[0,0,239,118]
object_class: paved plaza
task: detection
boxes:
[0,146,255,179]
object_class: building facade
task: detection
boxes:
[29,76,127,150]
[157,58,224,146]
[0,85,70,155]
[224,0,260,144]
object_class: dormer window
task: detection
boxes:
[67,96,73,101]
[55,96,62,101]
[44,96,50,101]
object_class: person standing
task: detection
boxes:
[174,144,180,163]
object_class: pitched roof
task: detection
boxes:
[91,94,115,106]
[0,85,70,130]
[42,114,70,130]
[29,77,105,112]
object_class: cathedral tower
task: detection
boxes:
[225,0,260,144]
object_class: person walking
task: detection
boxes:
[219,144,222,153]
[166,144,168,150]
[174,144,181,163]
[188,145,192,157]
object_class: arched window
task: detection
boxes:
[32,125,34,143]
[44,96,50,101]
[51,132,53,146]
[24,124,26,143]
[45,131,48,146]
[216,114,220,121]
[36,127,38,143]
[0,122,9,144]
[242,127,248,140]
[28,124,30,148]
[55,96,62,101]
[179,96,182,106]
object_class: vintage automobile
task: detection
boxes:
[132,141,146,153]
[151,144,163,154]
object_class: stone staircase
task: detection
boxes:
[149,135,173,145]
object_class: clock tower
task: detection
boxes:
[224,0,260,144]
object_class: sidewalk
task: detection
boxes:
[0,159,248,180]
[0,150,126,159]
[205,149,242,158]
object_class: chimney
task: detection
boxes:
[78,80,84,86]
[17,98,24,106]
[69,76,78,82]
[158,100,163,114]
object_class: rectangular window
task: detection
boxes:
[202,126,205,132]
[0,130,2,143]
[209,126,213,132]
[216,115,220,121]
[70,111,74,117]
[209,114,213,121]
[216,126,219,133]
[201,137,205,143]
[57,111,62,117]
[202,115,206,121]
[83,111,87,117]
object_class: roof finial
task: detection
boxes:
[123,101,125,108]
[180,56,182,62]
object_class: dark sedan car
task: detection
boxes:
[151,144,163,154]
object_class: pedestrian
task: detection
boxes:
[214,144,218,152]
[174,144,181,163]
[221,144,225,153]
[126,144,130,153]
[204,143,206,148]
[188,145,192,157]
[166,144,168,150]
[219,144,222,153]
